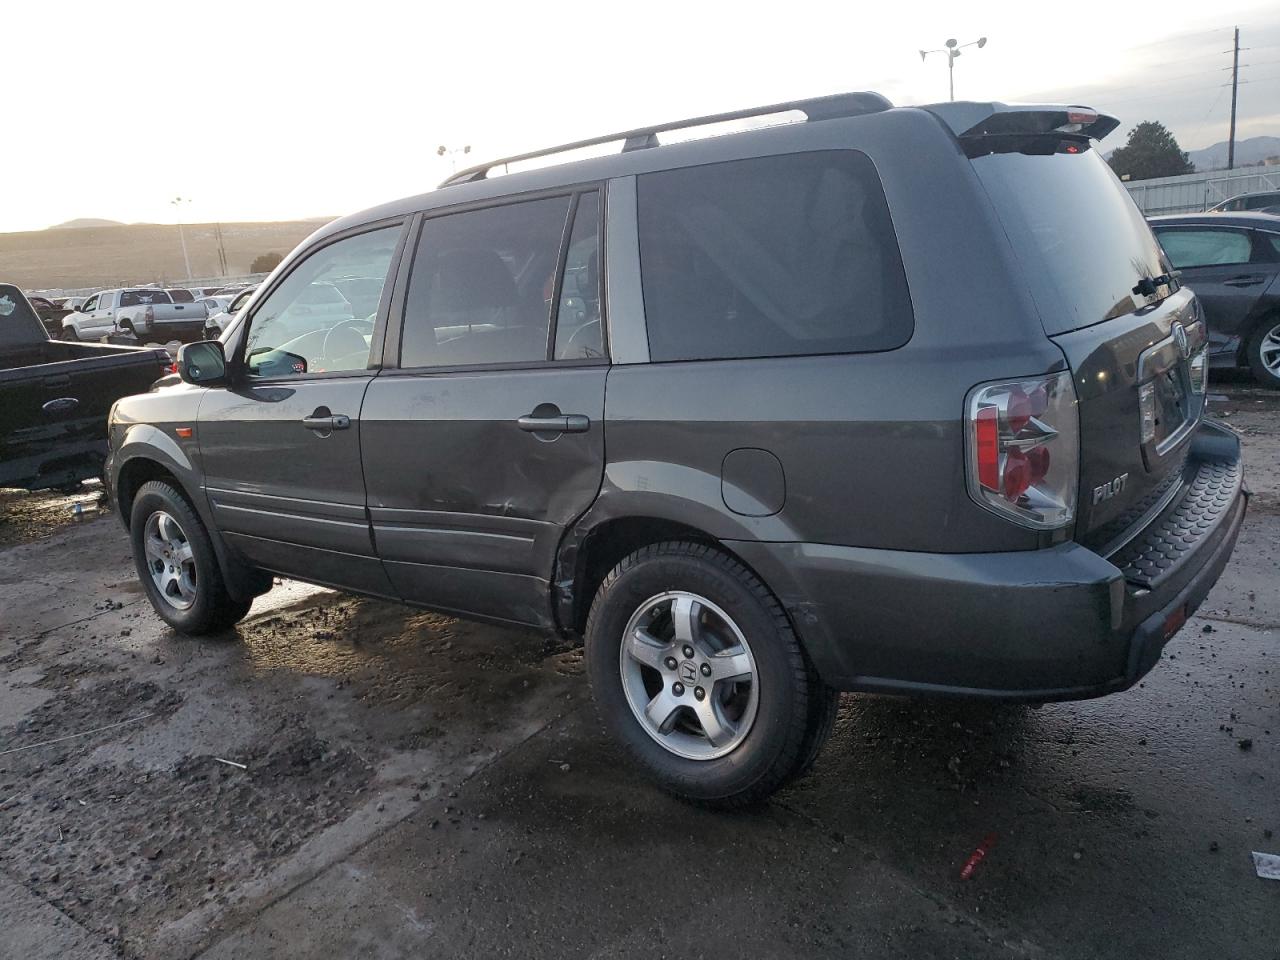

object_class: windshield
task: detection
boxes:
[972,148,1170,335]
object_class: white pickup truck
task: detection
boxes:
[61,288,207,343]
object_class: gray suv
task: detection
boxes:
[105,93,1247,805]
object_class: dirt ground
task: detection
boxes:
[1,376,1277,960]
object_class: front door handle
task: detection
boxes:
[302,414,351,431]
[517,413,590,433]
[1224,275,1265,287]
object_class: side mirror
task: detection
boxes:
[177,340,228,385]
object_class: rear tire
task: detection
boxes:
[1245,318,1280,388]
[129,480,252,635]
[62,327,80,341]
[585,541,831,807]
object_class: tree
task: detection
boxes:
[250,252,284,273]
[1107,121,1194,181]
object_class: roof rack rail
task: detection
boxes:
[439,91,892,187]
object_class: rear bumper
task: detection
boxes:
[729,421,1247,701]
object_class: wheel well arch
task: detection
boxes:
[115,457,185,529]
[562,515,752,637]
[1239,304,1280,362]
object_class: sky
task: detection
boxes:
[4,0,1280,233]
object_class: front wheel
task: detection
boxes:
[585,541,832,806]
[130,480,252,634]
[1245,318,1280,388]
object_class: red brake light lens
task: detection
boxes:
[975,406,999,489]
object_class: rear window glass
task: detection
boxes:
[0,284,46,347]
[120,289,172,307]
[637,151,913,362]
[972,149,1169,334]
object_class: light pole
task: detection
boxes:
[919,37,987,101]
[437,144,471,173]
[170,197,193,281]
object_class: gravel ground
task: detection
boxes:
[0,377,1276,959]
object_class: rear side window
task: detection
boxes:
[167,289,195,303]
[637,151,913,362]
[401,196,571,368]
[1154,229,1252,269]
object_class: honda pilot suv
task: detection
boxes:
[105,93,1247,805]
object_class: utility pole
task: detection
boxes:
[170,197,193,280]
[1228,26,1239,170]
[919,38,988,102]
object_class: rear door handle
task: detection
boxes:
[517,414,590,433]
[1224,275,1265,287]
[42,374,72,389]
[302,414,351,431]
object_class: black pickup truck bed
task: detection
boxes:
[0,284,170,491]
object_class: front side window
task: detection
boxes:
[243,226,400,378]
[401,196,571,368]
[637,151,914,362]
[1154,229,1252,269]
[82,294,99,312]
[168,289,195,303]
[1245,193,1280,211]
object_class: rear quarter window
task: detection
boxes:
[636,150,914,362]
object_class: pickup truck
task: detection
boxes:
[62,288,207,343]
[1,284,170,492]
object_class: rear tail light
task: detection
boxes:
[1189,348,1208,395]
[1139,382,1157,443]
[966,372,1079,529]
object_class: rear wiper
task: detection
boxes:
[1132,271,1181,298]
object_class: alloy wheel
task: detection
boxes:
[618,591,759,760]
[143,510,197,610]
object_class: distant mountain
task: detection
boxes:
[0,219,331,289]
[1187,136,1280,172]
[48,218,124,230]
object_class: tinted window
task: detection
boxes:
[244,226,399,378]
[554,193,603,359]
[120,289,172,307]
[637,151,912,362]
[1262,232,1280,259]
[1154,229,1252,269]
[0,285,46,348]
[167,289,195,302]
[1244,193,1280,210]
[401,196,571,368]
[972,149,1169,334]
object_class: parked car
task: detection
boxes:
[202,286,256,339]
[0,284,170,492]
[1208,190,1280,214]
[27,294,73,337]
[62,288,207,343]
[106,94,1246,805]
[1149,213,1280,387]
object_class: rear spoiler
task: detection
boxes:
[924,102,1120,142]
